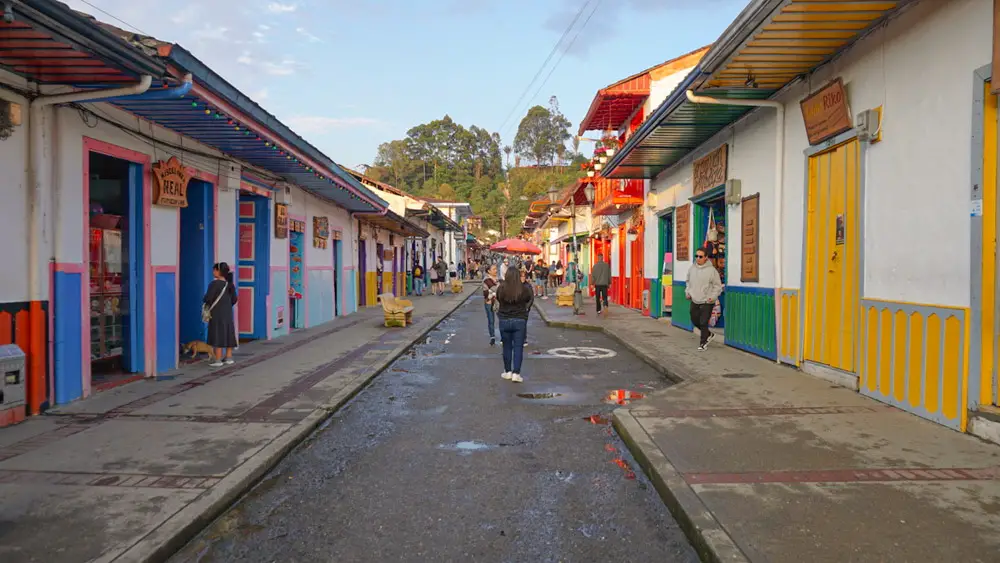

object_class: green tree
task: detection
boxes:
[513,97,572,166]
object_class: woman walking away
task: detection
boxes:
[203,262,238,367]
[483,264,500,346]
[497,265,534,383]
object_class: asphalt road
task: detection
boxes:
[170,295,699,563]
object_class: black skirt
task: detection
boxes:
[204,279,238,348]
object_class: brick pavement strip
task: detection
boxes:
[0,286,479,563]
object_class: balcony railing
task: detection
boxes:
[593,177,643,216]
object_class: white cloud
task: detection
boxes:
[295,27,323,43]
[266,2,297,13]
[285,116,380,133]
[261,58,302,76]
[252,88,269,101]
[236,52,254,65]
[258,24,271,30]
[192,25,229,41]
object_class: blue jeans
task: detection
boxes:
[414,278,424,295]
[484,304,497,338]
[499,317,527,374]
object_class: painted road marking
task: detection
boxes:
[546,347,617,360]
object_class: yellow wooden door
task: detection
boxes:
[803,139,860,372]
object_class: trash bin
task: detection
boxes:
[0,344,26,424]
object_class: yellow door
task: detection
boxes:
[981,80,999,407]
[803,139,860,372]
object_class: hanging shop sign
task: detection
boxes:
[675,204,691,261]
[151,156,190,208]
[274,203,289,239]
[800,78,852,145]
[383,248,395,261]
[330,230,342,241]
[290,219,305,233]
[740,194,759,282]
[313,216,330,249]
[693,144,728,196]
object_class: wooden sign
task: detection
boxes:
[800,78,852,145]
[740,194,759,282]
[331,230,342,241]
[675,204,690,261]
[313,216,330,249]
[151,156,189,207]
[693,144,728,196]
[274,204,288,239]
[383,248,394,261]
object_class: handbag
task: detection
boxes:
[709,300,722,327]
[202,281,229,323]
[707,212,719,243]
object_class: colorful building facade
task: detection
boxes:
[607,0,994,434]
[0,3,388,420]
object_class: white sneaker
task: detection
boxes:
[706,333,716,347]
[224,358,235,365]
[209,361,224,367]
[510,373,523,383]
[501,372,513,380]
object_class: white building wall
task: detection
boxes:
[0,76,30,304]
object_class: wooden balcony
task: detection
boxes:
[593,177,643,216]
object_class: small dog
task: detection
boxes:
[182,340,214,360]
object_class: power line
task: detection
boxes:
[74,0,150,36]
[521,0,604,127]
[496,0,594,137]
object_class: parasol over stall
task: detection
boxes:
[489,238,542,255]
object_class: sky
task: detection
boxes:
[62,0,748,169]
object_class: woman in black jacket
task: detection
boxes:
[496,265,533,383]
[203,262,239,367]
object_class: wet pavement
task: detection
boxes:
[170,296,698,563]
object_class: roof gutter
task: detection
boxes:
[685,89,784,365]
[29,75,153,306]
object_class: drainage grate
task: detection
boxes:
[517,393,562,400]
[721,373,757,379]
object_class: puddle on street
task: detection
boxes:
[585,414,611,425]
[603,390,645,405]
[517,392,562,400]
[438,440,493,454]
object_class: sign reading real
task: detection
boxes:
[800,78,852,145]
[152,156,189,207]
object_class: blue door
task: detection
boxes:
[237,195,270,340]
[124,161,145,373]
[178,180,214,346]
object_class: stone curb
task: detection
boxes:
[612,408,748,563]
[112,287,480,563]
[536,303,745,563]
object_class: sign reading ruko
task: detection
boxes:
[800,78,852,145]
[151,156,189,207]
[693,145,728,196]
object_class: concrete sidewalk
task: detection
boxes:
[0,286,476,563]
[536,297,1000,563]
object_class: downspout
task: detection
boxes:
[685,90,785,363]
[30,74,153,303]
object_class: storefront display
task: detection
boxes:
[89,226,125,361]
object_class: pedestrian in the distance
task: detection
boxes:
[203,262,238,367]
[429,259,439,294]
[499,257,510,280]
[497,264,533,382]
[686,248,723,351]
[413,262,424,296]
[434,258,448,295]
[590,254,611,315]
[483,264,499,346]
[535,259,549,299]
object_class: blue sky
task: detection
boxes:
[64,0,747,169]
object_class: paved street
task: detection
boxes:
[169,295,697,563]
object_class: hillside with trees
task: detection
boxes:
[366,97,586,240]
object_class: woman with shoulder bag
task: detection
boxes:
[496,266,534,383]
[203,262,239,367]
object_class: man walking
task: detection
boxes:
[434,258,448,295]
[590,254,611,315]
[686,248,723,351]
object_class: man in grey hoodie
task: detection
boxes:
[590,254,612,315]
[686,248,723,351]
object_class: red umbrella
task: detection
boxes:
[490,238,542,255]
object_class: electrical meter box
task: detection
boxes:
[0,344,26,408]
